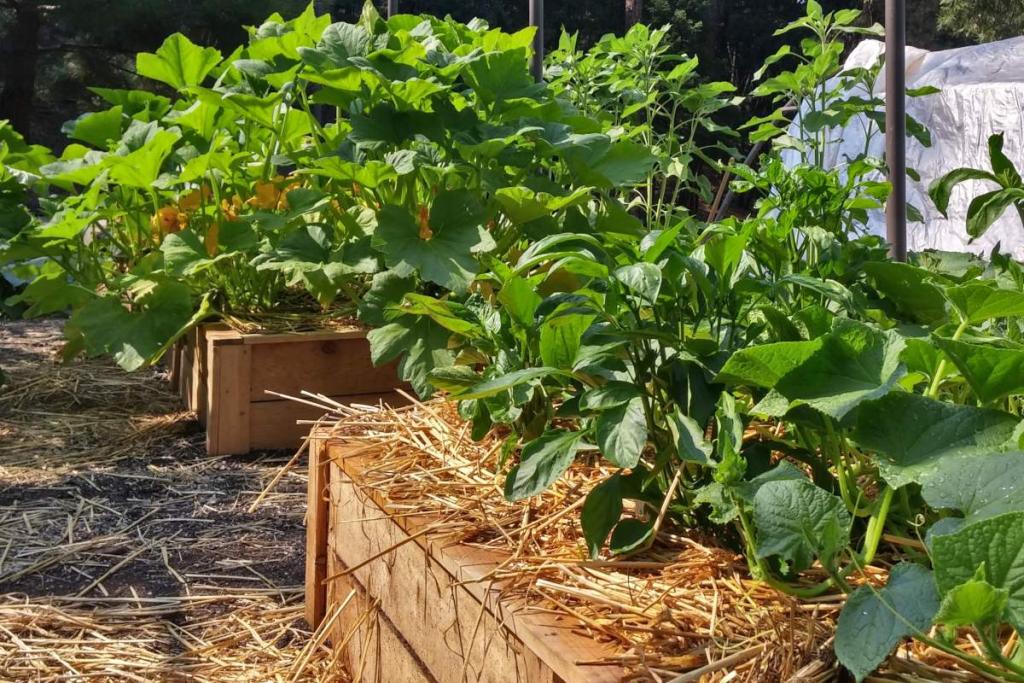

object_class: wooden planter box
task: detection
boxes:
[169,324,407,455]
[305,433,625,683]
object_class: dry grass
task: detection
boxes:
[306,394,988,683]
[0,319,347,682]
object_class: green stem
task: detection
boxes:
[861,486,894,565]
[927,318,971,399]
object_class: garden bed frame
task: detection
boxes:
[169,324,406,455]
[304,432,626,683]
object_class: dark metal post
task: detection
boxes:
[885,0,907,261]
[387,0,397,17]
[530,0,544,82]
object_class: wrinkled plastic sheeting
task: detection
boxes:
[783,38,1024,258]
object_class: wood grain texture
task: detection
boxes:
[249,392,409,452]
[306,433,331,629]
[316,444,625,683]
[205,338,251,455]
[182,323,407,454]
[326,546,437,683]
[248,337,405,402]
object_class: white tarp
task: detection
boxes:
[788,38,1024,257]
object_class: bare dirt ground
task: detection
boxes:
[0,319,346,681]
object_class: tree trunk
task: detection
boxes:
[0,1,42,139]
[625,0,642,27]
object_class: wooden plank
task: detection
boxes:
[328,446,626,683]
[249,392,409,452]
[239,327,367,345]
[326,545,436,683]
[306,433,330,629]
[328,460,559,683]
[205,339,252,455]
[249,337,405,402]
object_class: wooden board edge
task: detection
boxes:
[324,440,626,683]
[306,431,332,629]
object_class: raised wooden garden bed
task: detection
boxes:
[305,430,627,683]
[169,324,407,455]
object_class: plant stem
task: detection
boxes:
[861,486,894,564]
[927,318,971,399]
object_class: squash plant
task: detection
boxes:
[1,2,653,381]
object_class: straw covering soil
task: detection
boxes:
[0,319,347,682]
[310,396,989,683]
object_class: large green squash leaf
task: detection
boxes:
[835,564,939,682]
[367,317,454,398]
[853,392,1020,488]
[136,34,222,91]
[68,282,205,372]
[932,512,1024,631]
[372,190,495,293]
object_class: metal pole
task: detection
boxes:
[885,0,907,261]
[387,0,397,18]
[530,0,544,82]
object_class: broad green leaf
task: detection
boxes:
[373,191,495,293]
[428,366,481,394]
[595,397,647,468]
[497,276,541,327]
[932,512,1024,631]
[945,284,1024,324]
[580,382,642,411]
[934,337,1024,403]
[613,263,662,303]
[494,186,592,224]
[929,169,997,216]
[920,452,1024,531]
[581,474,624,559]
[400,294,486,338]
[504,430,583,501]
[934,570,1009,627]
[835,564,939,682]
[107,129,179,188]
[609,518,654,555]
[752,479,850,572]
[63,107,124,149]
[716,338,824,388]
[965,188,1024,239]
[136,34,222,91]
[67,282,197,372]
[358,270,415,327]
[853,392,1020,488]
[455,367,562,401]
[863,261,948,325]
[366,318,454,398]
[539,312,593,370]
[772,321,906,420]
[669,411,712,464]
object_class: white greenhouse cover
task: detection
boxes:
[786,38,1024,258]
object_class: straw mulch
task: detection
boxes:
[0,319,347,682]
[310,396,988,683]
